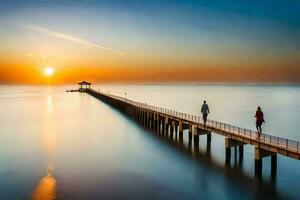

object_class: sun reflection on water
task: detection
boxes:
[31,92,58,200]
[31,169,56,200]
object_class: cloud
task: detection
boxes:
[21,24,124,55]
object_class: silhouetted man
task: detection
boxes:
[201,100,210,125]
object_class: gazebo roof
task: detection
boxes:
[78,81,91,85]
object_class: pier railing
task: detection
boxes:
[92,89,300,154]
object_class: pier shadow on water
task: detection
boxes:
[110,105,287,200]
[145,127,283,199]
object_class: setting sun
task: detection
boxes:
[44,67,54,76]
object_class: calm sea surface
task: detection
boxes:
[0,84,300,200]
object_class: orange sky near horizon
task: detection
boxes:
[1,1,300,84]
[1,61,300,84]
[0,38,299,84]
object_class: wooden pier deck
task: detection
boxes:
[84,88,300,176]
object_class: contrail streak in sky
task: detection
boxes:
[21,24,124,55]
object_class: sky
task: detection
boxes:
[0,0,299,84]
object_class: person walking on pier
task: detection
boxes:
[255,106,265,138]
[201,100,210,125]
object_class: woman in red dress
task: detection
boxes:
[255,106,265,138]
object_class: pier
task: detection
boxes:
[80,88,300,177]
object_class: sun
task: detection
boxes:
[44,67,54,76]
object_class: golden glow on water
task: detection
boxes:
[43,125,57,168]
[44,93,58,169]
[31,92,58,200]
[31,172,56,200]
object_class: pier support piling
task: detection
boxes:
[255,159,263,177]
[254,147,277,178]
[164,118,169,136]
[178,122,183,141]
[193,127,212,145]
[174,122,178,137]
[158,118,161,133]
[188,125,193,142]
[147,112,151,128]
[239,145,244,160]
[170,121,174,139]
[225,147,231,166]
[194,134,199,144]
[207,133,211,144]
[165,123,169,136]
[271,154,277,175]
[225,138,245,167]
[158,117,164,134]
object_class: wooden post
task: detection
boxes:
[145,111,148,127]
[170,121,174,139]
[161,119,165,134]
[178,122,183,141]
[207,133,211,146]
[160,119,163,134]
[193,127,199,144]
[147,112,151,128]
[239,145,244,161]
[234,146,237,164]
[206,132,211,151]
[156,117,159,133]
[157,116,162,134]
[144,111,147,126]
[188,125,193,142]
[140,110,143,123]
[164,118,169,136]
[156,115,160,132]
[225,147,231,166]
[166,123,170,136]
[225,138,231,167]
[194,134,199,144]
[153,113,157,130]
[255,158,263,177]
[271,154,277,175]
[255,147,277,177]
[194,141,200,156]
[149,112,152,128]
[174,122,178,137]
[225,138,246,168]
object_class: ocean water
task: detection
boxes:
[0,84,300,200]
